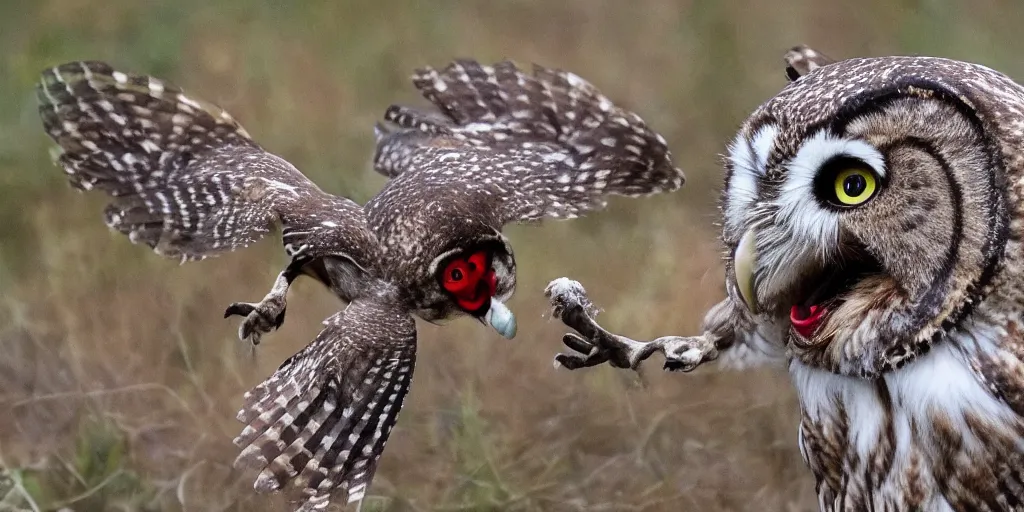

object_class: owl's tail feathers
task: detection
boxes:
[407,59,686,195]
[36,62,304,261]
[233,316,416,510]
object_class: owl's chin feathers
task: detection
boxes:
[787,254,882,340]
[773,248,954,377]
[788,269,951,377]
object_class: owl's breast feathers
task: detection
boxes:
[794,322,1024,509]
[727,54,1024,509]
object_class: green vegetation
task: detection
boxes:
[2,0,1023,510]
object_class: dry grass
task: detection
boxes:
[3,1,1024,510]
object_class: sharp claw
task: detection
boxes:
[273,308,287,330]
[663,360,692,372]
[562,333,593,353]
[554,352,597,370]
[225,302,255,318]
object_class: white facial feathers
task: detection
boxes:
[725,127,888,306]
[777,130,886,250]
[724,125,776,232]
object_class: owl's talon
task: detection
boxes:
[562,332,594,354]
[226,270,295,346]
[545,277,718,373]
[227,298,287,346]
[225,302,256,318]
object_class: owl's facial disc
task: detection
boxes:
[441,251,496,312]
[437,248,517,339]
[728,91,1011,376]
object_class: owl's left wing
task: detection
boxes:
[233,299,416,510]
[371,59,684,225]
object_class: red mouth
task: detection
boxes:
[775,241,885,343]
[456,271,496,312]
[786,252,882,341]
[790,304,828,338]
[441,251,498,313]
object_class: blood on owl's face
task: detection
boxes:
[432,242,517,339]
[440,250,497,314]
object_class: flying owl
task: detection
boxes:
[545,46,1024,510]
[36,58,683,510]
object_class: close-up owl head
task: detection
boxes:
[422,229,517,337]
[723,56,1015,378]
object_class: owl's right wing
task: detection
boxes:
[233,299,416,511]
[38,61,376,265]
[371,59,685,225]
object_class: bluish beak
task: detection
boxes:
[484,298,517,339]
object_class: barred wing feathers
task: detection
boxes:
[372,59,685,224]
[233,300,416,510]
[37,61,371,263]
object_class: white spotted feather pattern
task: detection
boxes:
[37,58,685,510]
[372,59,685,224]
[37,61,374,264]
[233,301,415,509]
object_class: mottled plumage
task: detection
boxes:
[547,48,1024,510]
[37,59,683,510]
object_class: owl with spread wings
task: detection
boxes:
[37,58,683,510]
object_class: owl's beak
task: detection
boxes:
[484,298,517,339]
[734,228,759,314]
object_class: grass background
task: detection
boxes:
[2,0,1024,510]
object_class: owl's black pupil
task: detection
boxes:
[451,269,463,281]
[844,174,867,197]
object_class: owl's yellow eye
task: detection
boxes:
[832,168,877,206]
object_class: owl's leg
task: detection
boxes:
[224,260,305,346]
[544,278,719,372]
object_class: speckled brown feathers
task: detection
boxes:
[545,47,1024,511]
[37,61,377,266]
[722,51,1024,510]
[783,45,835,82]
[372,59,684,225]
[700,50,1024,510]
[367,58,684,293]
[38,59,684,510]
[233,301,415,509]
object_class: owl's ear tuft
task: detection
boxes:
[784,45,836,82]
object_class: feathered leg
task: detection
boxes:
[544,278,720,372]
[225,258,306,346]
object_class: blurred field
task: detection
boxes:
[3,0,1024,510]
